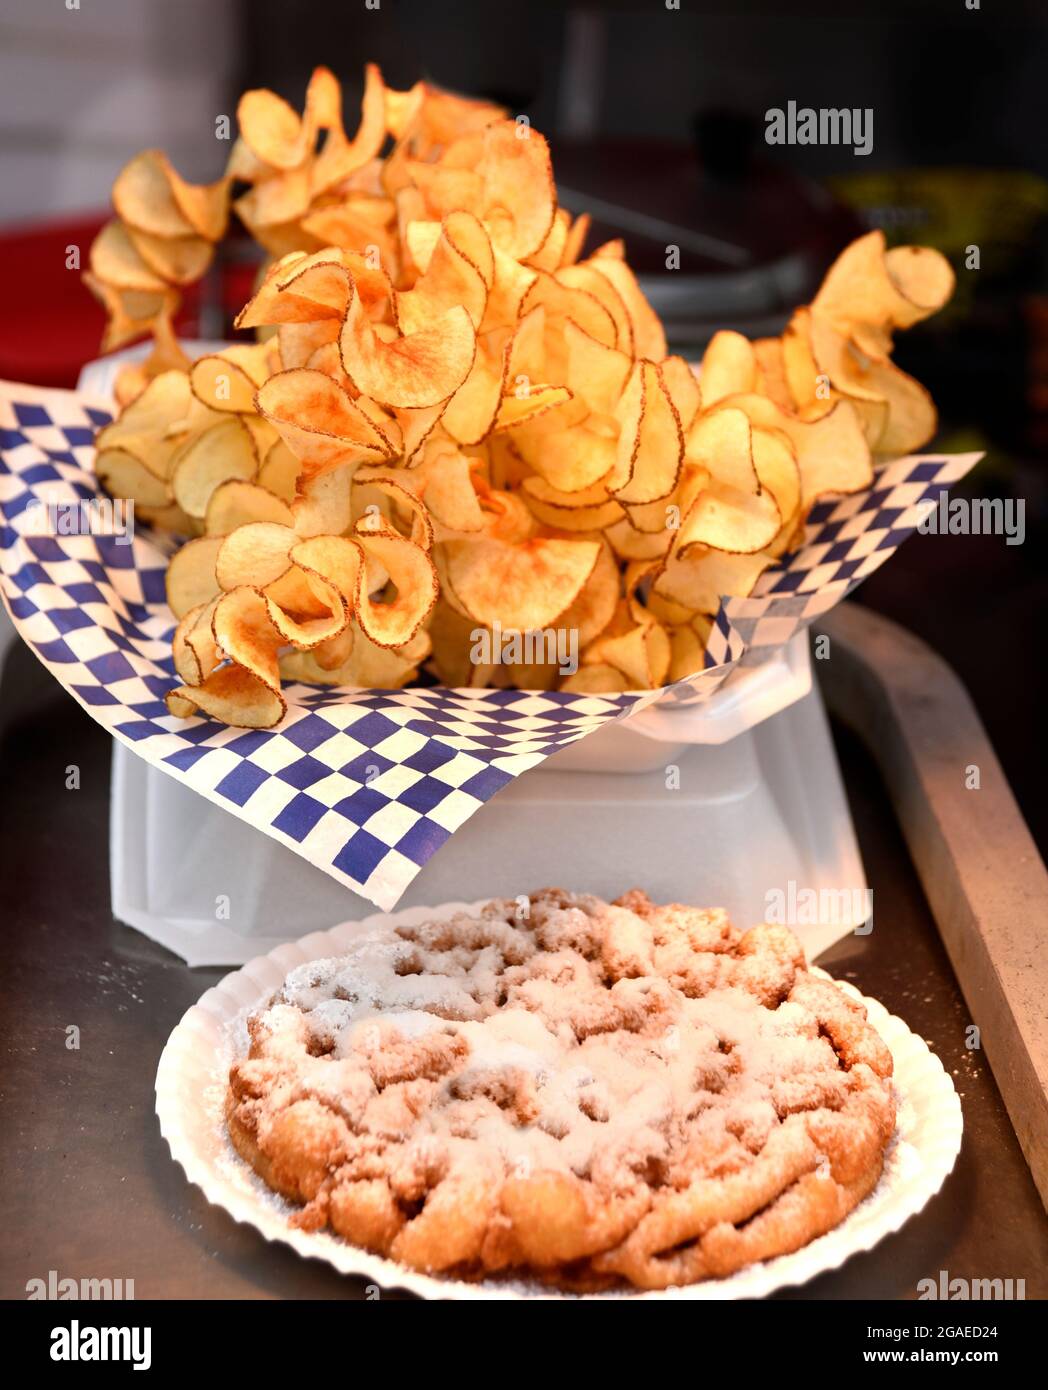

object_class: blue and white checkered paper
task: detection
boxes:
[0,380,981,909]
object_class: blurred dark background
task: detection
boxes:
[0,0,1045,845]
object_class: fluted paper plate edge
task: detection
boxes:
[155,900,963,1301]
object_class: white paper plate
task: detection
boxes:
[156,899,963,1300]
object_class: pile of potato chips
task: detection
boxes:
[87,65,955,727]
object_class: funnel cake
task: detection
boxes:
[226,890,895,1291]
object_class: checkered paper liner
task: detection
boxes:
[0,379,981,910]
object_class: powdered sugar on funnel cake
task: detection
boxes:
[224,889,896,1291]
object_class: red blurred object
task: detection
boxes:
[0,215,111,388]
[0,216,263,391]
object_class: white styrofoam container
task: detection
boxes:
[110,668,866,966]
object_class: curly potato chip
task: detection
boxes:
[254,439,299,502]
[493,384,575,434]
[440,334,510,445]
[563,320,632,417]
[699,330,758,406]
[609,360,684,504]
[340,289,476,408]
[167,586,287,727]
[239,248,391,330]
[96,446,170,510]
[190,346,273,414]
[166,535,223,619]
[554,539,620,647]
[813,230,954,355]
[166,663,286,728]
[476,121,556,260]
[163,166,231,243]
[288,465,354,538]
[675,479,781,556]
[96,151,231,382]
[807,314,937,455]
[751,428,801,540]
[90,221,168,293]
[354,474,435,551]
[665,615,713,684]
[311,62,388,193]
[95,370,197,474]
[396,212,490,334]
[172,597,220,686]
[238,89,314,172]
[654,546,773,615]
[526,207,571,273]
[712,392,873,509]
[113,151,197,239]
[587,251,666,360]
[216,521,295,591]
[514,416,614,493]
[521,475,623,532]
[205,480,295,536]
[405,214,493,289]
[557,262,634,355]
[292,532,437,648]
[560,210,591,266]
[256,369,395,475]
[83,273,179,354]
[172,416,258,518]
[266,571,347,650]
[521,269,617,357]
[752,336,794,413]
[358,442,486,536]
[124,227,214,286]
[281,623,431,689]
[658,354,702,432]
[560,663,630,694]
[583,601,670,689]
[442,536,599,631]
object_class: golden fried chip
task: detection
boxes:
[340,290,476,408]
[560,663,630,693]
[654,546,773,615]
[442,536,599,630]
[554,539,620,647]
[813,230,954,356]
[609,360,683,504]
[292,532,437,648]
[89,221,167,293]
[205,480,295,536]
[587,252,666,359]
[96,447,169,509]
[256,369,395,475]
[124,227,214,286]
[166,535,223,618]
[216,521,295,591]
[521,476,623,532]
[171,416,258,518]
[189,347,271,415]
[113,151,196,238]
